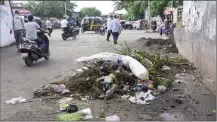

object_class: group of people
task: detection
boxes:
[13,10,49,53]
[156,15,173,36]
[106,15,122,45]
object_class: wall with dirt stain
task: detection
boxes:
[174,1,216,81]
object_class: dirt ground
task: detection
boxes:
[1,30,215,121]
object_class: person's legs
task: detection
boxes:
[48,28,51,37]
[113,32,118,44]
[106,30,111,41]
[14,30,19,50]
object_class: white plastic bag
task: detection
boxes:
[105,115,120,121]
[6,96,26,105]
[129,90,155,105]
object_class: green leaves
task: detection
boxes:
[80,7,101,18]
[25,1,77,18]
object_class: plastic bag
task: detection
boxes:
[105,115,120,121]
[6,96,26,105]
[129,90,155,105]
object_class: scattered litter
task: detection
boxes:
[105,115,120,121]
[76,69,84,73]
[175,79,183,83]
[78,108,93,120]
[33,85,53,97]
[128,90,155,105]
[157,85,167,92]
[6,96,27,105]
[82,67,88,70]
[52,84,70,94]
[161,65,171,71]
[75,52,149,80]
[121,95,130,100]
[206,113,213,116]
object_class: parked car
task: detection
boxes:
[133,20,141,30]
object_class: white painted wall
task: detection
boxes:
[0,1,15,47]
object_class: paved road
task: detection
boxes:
[0,30,167,120]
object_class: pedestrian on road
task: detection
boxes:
[106,15,113,41]
[61,17,68,33]
[111,15,121,45]
[13,10,25,53]
[46,19,53,37]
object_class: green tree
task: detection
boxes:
[80,7,101,18]
[25,0,77,18]
[114,0,148,20]
[149,0,170,17]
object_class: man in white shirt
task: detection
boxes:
[106,15,113,41]
[111,15,121,45]
[46,19,52,37]
[13,10,25,52]
[61,17,68,29]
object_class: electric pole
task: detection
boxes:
[64,1,67,17]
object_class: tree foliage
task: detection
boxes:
[80,7,101,18]
[114,0,148,20]
[25,0,77,18]
[114,0,182,19]
[150,0,170,17]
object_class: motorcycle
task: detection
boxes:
[99,24,107,35]
[19,30,50,67]
[62,26,80,40]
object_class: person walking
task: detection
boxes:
[106,15,113,41]
[46,19,53,37]
[111,15,121,45]
[13,10,25,53]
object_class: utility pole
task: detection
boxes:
[64,1,67,17]
[147,0,151,30]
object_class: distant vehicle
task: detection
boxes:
[133,20,141,30]
[50,18,61,29]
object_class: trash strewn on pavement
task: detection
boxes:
[6,96,27,104]
[105,115,120,121]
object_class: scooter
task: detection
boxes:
[19,30,50,67]
[99,24,107,35]
[62,26,80,40]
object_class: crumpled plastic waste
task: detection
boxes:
[157,85,167,92]
[77,108,93,120]
[162,65,171,71]
[6,96,27,105]
[105,115,120,121]
[75,52,149,80]
[59,97,73,111]
[76,69,84,73]
[129,90,155,105]
[52,84,70,94]
[121,95,130,100]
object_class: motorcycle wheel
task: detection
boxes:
[25,57,33,67]
[62,35,67,40]
[99,30,105,35]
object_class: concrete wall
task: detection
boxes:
[174,1,216,81]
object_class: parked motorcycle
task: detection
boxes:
[99,24,107,35]
[19,30,50,67]
[62,26,80,40]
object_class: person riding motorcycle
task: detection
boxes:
[67,18,76,36]
[24,15,48,53]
